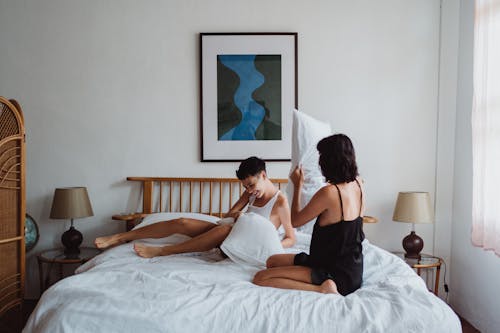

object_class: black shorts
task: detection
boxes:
[293,252,362,296]
[293,252,334,285]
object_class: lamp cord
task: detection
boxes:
[442,259,449,303]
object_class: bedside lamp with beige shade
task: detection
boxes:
[392,191,434,259]
[50,187,94,258]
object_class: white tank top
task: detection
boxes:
[246,190,280,220]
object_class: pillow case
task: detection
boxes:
[220,212,284,267]
[133,212,219,230]
[285,109,332,234]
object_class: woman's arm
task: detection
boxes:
[290,166,330,228]
[275,195,296,248]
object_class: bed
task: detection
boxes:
[24,177,461,333]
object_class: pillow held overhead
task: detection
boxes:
[285,109,332,234]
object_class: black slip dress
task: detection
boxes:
[294,179,365,296]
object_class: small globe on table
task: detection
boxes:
[25,214,39,252]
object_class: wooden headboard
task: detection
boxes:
[113,177,288,230]
[112,176,378,231]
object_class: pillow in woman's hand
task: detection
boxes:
[285,109,332,234]
[220,212,284,267]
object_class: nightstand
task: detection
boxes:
[37,247,102,294]
[392,252,442,295]
[112,213,148,231]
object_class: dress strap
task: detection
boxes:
[333,184,344,220]
[354,179,363,216]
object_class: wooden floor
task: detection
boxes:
[0,299,481,333]
[460,316,480,333]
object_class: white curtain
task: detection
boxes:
[471,0,500,255]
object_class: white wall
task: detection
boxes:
[0,0,446,299]
[450,0,500,331]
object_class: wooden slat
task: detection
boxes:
[199,182,203,213]
[159,182,163,212]
[143,180,153,214]
[179,182,183,212]
[219,181,222,218]
[189,182,193,213]
[229,183,233,210]
[209,182,213,215]
[169,181,172,212]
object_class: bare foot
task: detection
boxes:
[133,243,165,258]
[319,279,338,294]
[94,234,124,249]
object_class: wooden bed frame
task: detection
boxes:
[113,177,287,230]
[113,177,377,231]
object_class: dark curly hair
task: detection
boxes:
[317,134,359,184]
[236,156,266,180]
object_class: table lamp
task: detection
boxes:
[392,191,434,259]
[50,187,94,257]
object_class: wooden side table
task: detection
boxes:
[392,252,442,295]
[112,213,148,231]
[37,247,102,294]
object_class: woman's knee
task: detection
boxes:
[266,254,295,268]
[170,218,187,232]
[266,255,280,268]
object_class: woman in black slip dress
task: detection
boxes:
[253,134,365,295]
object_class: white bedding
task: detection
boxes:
[24,233,460,333]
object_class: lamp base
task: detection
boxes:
[61,226,83,258]
[402,231,423,260]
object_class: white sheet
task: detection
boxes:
[24,234,461,333]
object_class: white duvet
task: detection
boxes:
[24,233,460,333]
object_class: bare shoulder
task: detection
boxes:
[318,184,337,197]
[275,192,289,208]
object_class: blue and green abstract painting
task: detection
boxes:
[217,54,281,141]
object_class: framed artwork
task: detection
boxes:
[200,32,297,162]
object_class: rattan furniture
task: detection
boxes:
[0,97,26,317]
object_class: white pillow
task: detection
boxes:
[285,109,332,234]
[220,212,284,267]
[133,212,219,230]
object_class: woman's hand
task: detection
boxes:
[290,165,304,187]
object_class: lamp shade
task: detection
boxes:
[392,192,433,224]
[50,187,94,219]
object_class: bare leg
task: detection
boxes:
[265,254,296,268]
[95,218,217,249]
[253,266,338,294]
[134,224,232,258]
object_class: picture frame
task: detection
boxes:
[200,32,297,162]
